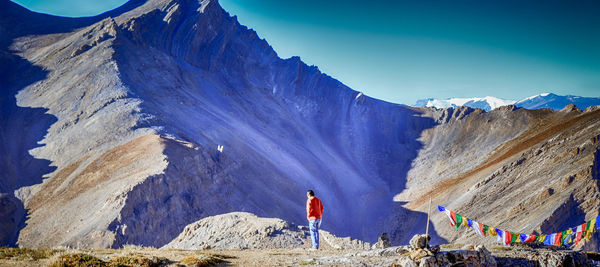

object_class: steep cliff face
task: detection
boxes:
[101,0,438,247]
[1,0,598,249]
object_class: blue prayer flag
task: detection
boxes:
[520,234,527,243]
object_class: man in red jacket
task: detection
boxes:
[306,189,324,249]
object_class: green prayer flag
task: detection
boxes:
[455,214,463,229]
[511,232,519,243]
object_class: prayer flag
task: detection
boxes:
[503,230,512,246]
[586,218,596,241]
[544,234,554,246]
[496,229,504,244]
[455,214,463,229]
[463,217,471,228]
[525,234,536,243]
[488,227,497,236]
[554,232,562,246]
[438,205,445,212]
[443,209,456,227]
[512,232,520,243]
[519,234,527,243]
[538,234,547,243]
[561,229,572,244]
[563,233,575,246]
[576,223,584,245]
[473,221,486,237]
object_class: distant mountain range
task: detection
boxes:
[414,93,600,111]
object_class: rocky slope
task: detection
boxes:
[401,105,600,248]
[1,0,599,250]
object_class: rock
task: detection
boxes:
[162,212,371,250]
[409,249,430,261]
[561,104,582,113]
[461,244,475,250]
[419,256,437,267]
[409,234,431,250]
[372,232,392,249]
[584,105,600,112]
[474,245,490,254]
[398,257,419,267]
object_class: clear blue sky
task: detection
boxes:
[11,0,600,105]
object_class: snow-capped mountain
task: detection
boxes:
[515,93,600,111]
[414,96,516,111]
[415,93,600,111]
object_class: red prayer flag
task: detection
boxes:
[554,232,562,246]
[525,234,537,243]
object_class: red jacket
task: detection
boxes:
[306,196,324,220]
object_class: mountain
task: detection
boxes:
[1,0,599,250]
[414,96,516,111]
[515,93,600,111]
[1,0,435,248]
[414,93,600,111]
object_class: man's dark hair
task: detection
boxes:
[307,190,315,196]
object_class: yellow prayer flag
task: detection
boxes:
[585,218,596,241]
[463,217,470,228]
[488,227,497,236]
[538,234,546,243]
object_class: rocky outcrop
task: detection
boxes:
[372,233,392,249]
[162,212,370,250]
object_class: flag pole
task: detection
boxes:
[426,196,432,246]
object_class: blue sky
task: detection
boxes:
[11,0,600,105]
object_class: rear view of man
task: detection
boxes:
[306,189,324,250]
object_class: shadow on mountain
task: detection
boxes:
[0,49,56,247]
[0,0,150,247]
[539,194,587,234]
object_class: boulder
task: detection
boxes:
[409,234,431,250]
[372,232,392,249]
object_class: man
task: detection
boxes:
[306,189,324,250]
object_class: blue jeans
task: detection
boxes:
[309,219,321,248]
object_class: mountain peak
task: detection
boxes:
[415,93,600,111]
[414,96,516,111]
